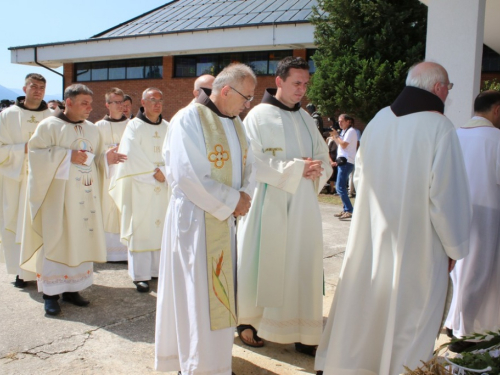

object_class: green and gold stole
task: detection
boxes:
[195,103,248,331]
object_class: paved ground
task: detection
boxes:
[0,202,450,374]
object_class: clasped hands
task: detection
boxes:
[303,157,323,180]
[233,191,251,218]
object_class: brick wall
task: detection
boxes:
[64,51,321,123]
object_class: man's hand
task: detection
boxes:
[106,146,127,165]
[448,258,456,273]
[233,191,251,217]
[71,150,88,165]
[153,168,166,183]
[303,158,323,180]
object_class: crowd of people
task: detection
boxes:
[0,57,498,375]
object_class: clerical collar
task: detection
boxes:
[390,86,444,117]
[196,87,236,119]
[261,88,301,112]
[136,107,163,125]
[15,96,48,112]
[56,111,85,124]
[103,114,128,122]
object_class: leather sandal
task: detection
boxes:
[237,324,264,347]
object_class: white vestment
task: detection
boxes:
[237,102,331,345]
[155,103,255,374]
[109,114,168,280]
[315,107,471,375]
[0,101,52,280]
[96,116,129,261]
[445,117,500,338]
[20,114,107,295]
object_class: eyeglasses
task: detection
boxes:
[145,98,163,105]
[108,101,124,105]
[442,82,454,90]
[230,86,254,103]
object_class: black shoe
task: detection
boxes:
[62,292,90,306]
[134,281,150,293]
[295,342,317,357]
[14,275,27,288]
[448,340,477,353]
[317,372,324,375]
[445,327,454,338]
[44,299,61,315]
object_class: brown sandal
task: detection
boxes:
[237,324,264,347]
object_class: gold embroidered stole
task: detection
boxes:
[195,103,248,330]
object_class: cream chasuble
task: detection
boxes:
[237,91,331,345]
[196,103,248,330]
[0,100,51,278]
[20,114,107,273]
[109,115,168,252]
[96,116,129,234]
[445,117,500,338]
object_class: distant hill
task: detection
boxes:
[0,86,61,102]
[0,85,19,100]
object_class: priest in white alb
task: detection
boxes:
[155,64,256,375]
[236,57,331,355]
[315,62,471,375]
[96,88,128,262]
[109,87,168,293]
[20,84,107,316]
[444,90,500,353]
[0,73,52,288]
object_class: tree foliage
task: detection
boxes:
[308,0,427,123]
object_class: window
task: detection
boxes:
[482,45,500,72]
[174,50,293,77]
[74,57,163,81]
[307,49,317,74]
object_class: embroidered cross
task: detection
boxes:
[27,116,38,124]
[153,131,161,139]
[264,147,283,156]
[208,144,229,169]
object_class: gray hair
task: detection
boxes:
[142,87,163,99]
[64,84,93,100]
[212,64,257,95]
[405,62,448,93]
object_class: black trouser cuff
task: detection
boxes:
[43,293,60,300]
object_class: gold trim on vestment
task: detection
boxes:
[195,103,247,331]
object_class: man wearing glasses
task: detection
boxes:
[155,64,256,375]
[109,87,168,293]
[95,88,128,262]
[237,57,332,356]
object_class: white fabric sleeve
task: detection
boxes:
[54,150,72,180]
[133,172,156,185]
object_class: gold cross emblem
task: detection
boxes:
[153,131,161,139]
[208,144,229,169]
[264,147,283,156]
[27,116,39,124]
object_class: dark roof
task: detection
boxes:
[92,0,317,39]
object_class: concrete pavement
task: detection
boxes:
[0,203,450,374]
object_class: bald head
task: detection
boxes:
[406,61,451,103]
[193,75,215,98]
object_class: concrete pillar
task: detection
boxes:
[425,0,485,127]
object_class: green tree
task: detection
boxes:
[308,0,427,123]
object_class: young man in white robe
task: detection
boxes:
[20,84,107,316]
[444,90,500,352]
[236,56,332,355]
[155,64,256,375]
[96,88,128,262]
[0,73,52,288]
[315,62,471,375]
[109,88,169,293]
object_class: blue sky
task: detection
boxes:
[1,0,164,98]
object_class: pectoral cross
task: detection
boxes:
[264,147,283,156]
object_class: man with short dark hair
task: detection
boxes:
[109,87,169,293]
[444,90,500,352]
[0,73,52,288]
[155,63,256,375]
[237,57,331,355]
[122,94,134,119]
[315,61,471,375]
[21,84,107,316]
[96,88,128,262]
